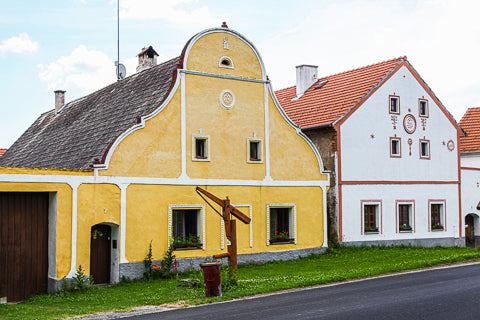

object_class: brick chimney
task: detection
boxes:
[54,90,66,114]
[296,65,318,97]
[136,46,159,72]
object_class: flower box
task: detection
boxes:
[269,238,294,244]
[399,226,412,232]
[173,243,203,250]
[431,225,444,231]
[364,228,379,233]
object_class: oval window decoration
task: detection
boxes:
[447,140,455,151]
[403,114,417,134]
[220,90,235,109]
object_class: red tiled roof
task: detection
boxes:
[459,107,480,153]
[0,149,6,157]
[275,57,406,129]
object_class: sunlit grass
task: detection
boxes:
[1,246,479,319]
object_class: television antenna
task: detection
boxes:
[115,0,126,80]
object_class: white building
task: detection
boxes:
[276,57,464,246]
[459,108,480,247]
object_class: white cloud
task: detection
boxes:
[0,33,39,54]
[260,0,480,120]
[38,45,116,94]
[119,0,216,27]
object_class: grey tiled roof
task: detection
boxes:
[0,57,179,170]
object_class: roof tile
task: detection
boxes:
[459,107,480,153]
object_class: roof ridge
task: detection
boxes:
[320,56,407,80]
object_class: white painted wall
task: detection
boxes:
[461,153,480,168]
[341,184,460,242]
[461,168,480,231]
[340,65,458,182]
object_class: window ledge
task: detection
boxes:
[269,239,295,245]
[399,230,413,233]
[431,228,444,232]
[364,231,379,234]
[173,244,203,251]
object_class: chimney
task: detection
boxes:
[54,90,66,114]
[136,46,159,72]
[296,65,318,97]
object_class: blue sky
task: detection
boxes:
[1,0,479,148]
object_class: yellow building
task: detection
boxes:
[0,25,329,301]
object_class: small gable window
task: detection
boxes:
[389,95,400,114]
[419,99,429,117]
[192,134,210,161]
[247,138,263,163]
[390,137,401,158]
[219,56,234,69]
[420,139,430,159]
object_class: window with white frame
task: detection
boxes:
[171,209,202,249]
[430,202,445,231]
[363,204,379,233]
[218,56,234,69]
[398,203,413,232]
[420,139,430,159]
[192,135,210,161]
[389,95,400,114]
[390,137,401,158]
[419,99,429,117]
[247,138,263,163]
[267,205,295,245]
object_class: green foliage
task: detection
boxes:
[72,265,92,290]
[2,246,480,319]
[143,240,154,280]
[161,241,176,276]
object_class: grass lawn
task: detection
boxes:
[1,246,479,319]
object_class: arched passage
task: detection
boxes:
[465,214,479,248]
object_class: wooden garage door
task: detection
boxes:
[0,192,49,302]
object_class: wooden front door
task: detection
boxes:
[90,224,111,284]
[465,215,475,248]
[0,192,49,302]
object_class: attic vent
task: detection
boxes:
[218,56,234,69]
[315,80,328,89]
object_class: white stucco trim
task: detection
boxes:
[264,83,271,180]
[180,71,188,179]
[66,181,80,278]
[168,204,206,250]
[183,69,266,83]
[0,173,329,188]
[322,186,328,248]
[119,183,129,263]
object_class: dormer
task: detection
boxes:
[136,46,159,72]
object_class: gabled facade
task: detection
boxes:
[459,108,480,247]
[277,57,463,246]
[0,26,329,301]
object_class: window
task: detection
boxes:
[397,202,414,232]
[389,95,400,114]
[390,137,401,158]
[247,138,263,163]
[430,201,445,231]
[267,204,296,245]
[419,99,429,117]
[192,135,210,161]
[364,204,379,233]
[218,56,234,69]
[420,139,430,159]
[172,209,202,249]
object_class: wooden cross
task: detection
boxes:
[196,187,251,279]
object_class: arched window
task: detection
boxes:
[219,56,234,69]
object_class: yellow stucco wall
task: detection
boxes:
[186,74,266,180]
[0,182,73,278]
[268,95,326,181]
[186,31,263,79]
[76,184,121,274]
[125,185,324,262]
[100,89,182,178]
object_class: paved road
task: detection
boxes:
[124,263,480,320]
